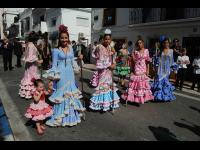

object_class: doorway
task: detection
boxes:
[182,37,200,81]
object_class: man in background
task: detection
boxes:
[2,38,14,71]
[13,38,23,68]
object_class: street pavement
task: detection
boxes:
[0,56,200,141]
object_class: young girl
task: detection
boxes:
[122,39,154,105]
[25,79,53,135]
[90,29,120,112]
[115,43,131,86]
[151,37,177,102]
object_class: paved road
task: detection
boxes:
[0,56,200,141]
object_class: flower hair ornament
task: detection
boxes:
[31,78,36,83]
[59,24,68,33]
[104,28,111,35]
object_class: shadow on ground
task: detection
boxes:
[0,128,4,141]
[149,126,179,141]
[189,106,200,114]
[174,119,200,137]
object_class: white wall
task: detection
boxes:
[128,19,200,47]
[92,8,200,48]
[61,8,91,44]
[19,8,33,36]
[91,8,132,43]
[4,8,25,28]
[46,8,61,33]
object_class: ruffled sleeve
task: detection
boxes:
[170,50,179,72]
[43,48,60,80]
[152,55,159,68]
[96,45,111,69]
[145,49,152,62]
[24,43,38,63]
[70,46,80,74]
[92,45,100,59]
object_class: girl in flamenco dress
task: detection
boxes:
[19,31,43,99]
[89,29,120,112]
[151,37,178,102]
[43,25,85,127]
[122,39,154,105]
[115,43,131,87]
[25,79,53,135]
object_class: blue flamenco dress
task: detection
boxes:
[43,47,85,127]
[151,49,178,102]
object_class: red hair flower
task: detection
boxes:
[31,78,36,83]
[59,24,68,33]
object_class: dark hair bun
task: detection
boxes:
[33,79,44,87]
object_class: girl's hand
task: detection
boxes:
[37,60,43,64]
[109,64,115,70]
[44,91,49,95]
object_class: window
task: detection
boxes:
[76,17,89,27]
[25,17,30,31]
[51,18,57,27]
[142,8,152,23]
[161,8,185,21]
[103,8,116,26]
[94,16,98,21]
[40,15,45,22]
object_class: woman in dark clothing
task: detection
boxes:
[2,38,14,71]
[42,32,51,70]
[13,38,23,68]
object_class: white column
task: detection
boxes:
[0,8,5,39]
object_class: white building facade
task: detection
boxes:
[47,8,91,47]
[19,8,91,47]
[91,8,200,81]
[92,8,200,46]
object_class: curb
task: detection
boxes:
[0,79,33,141]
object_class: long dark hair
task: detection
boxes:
[28,31,38,43]
[135,38,144,50]
[32,78,44,87]
[161,37,170,50]
[57,25,70,48]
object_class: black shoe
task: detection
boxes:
[4,68,8,72]
[179,87,183,91]
[191,87,194,90]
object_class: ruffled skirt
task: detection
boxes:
[115,66,130,76]
[151,77,176,101]
[43,68,86,127]
[90,86,120,111]
[19,64,40,99]
[122,74,154,104]
[25,101,53,121]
